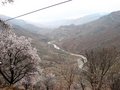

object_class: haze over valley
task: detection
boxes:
[0,0,120,89]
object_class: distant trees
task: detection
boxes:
[83,47,120,90]
[0,20,41,85]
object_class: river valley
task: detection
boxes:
[48,41,87,68]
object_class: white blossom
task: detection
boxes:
[0,21,41,85]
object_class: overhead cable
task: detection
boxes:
[5,0,72,22]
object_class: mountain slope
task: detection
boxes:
[49,11,120,54]
[0,15,52,35]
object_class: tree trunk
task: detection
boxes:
[80,82,85,90]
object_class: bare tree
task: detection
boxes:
[75,75,86,90]
[57,65,77,90]
[108,73,120,90]
[83,47,119,90]
[0,21,41,85]
[42,73,56,90]
[106,59,120,90]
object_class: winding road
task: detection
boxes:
[48,41,87,68]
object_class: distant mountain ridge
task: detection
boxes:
[32,13,105,28]
[0,13,105,35]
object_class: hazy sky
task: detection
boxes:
[0,0,120,22]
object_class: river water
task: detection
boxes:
[48,41,87,68]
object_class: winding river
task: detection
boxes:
[48,41,87,68]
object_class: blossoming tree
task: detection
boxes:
[0,20,41,85]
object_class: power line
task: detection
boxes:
[5,0,72,22]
